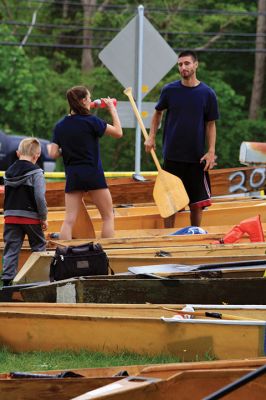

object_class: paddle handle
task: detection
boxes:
[124,87,162,172]
[161,306,258,321]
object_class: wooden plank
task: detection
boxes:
[72,199,96,239]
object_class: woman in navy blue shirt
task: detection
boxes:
[49,86,123,239]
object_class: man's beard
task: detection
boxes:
[181,71,193,79]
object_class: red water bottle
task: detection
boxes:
[90,98,117,109]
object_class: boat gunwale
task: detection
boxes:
[0,310,265,325]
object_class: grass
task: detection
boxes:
[0,347,215,373]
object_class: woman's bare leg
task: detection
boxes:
[60,191,84,240]
[89,189,114,238]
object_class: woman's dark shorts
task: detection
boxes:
[65,164,108,193]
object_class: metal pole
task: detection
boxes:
[133,4,145,180]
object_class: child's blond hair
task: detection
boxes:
[17,138,41,157]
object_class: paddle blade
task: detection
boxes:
[153,169,189,218]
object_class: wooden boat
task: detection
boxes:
[1,358,266,400]
[16,197,266,219]
[12,241,266,282]
[56,201,266,231]
[71,367,266,400]
[3,257,266,301]
[7,302,266,320]
[0,303,265,359]
[2,199,266,235]
[2,223,265,272]
[0,376,127,400]
[61,242,266,258]
[42,196,266,212]
[1,357,265,378]
[2,217,266,272]
[19,275,266,304]
[0,228,225,272]
[2,215,266,272]
[0,166,263,208]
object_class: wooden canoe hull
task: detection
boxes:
[26,203,266,232]
[11,240,266,283]
[1,356,265,378]
[1,359,266,400]
[0,232,233,273]
[2,303,266,320]
[108,255,266,274]
[20,277,266,305]
[0,166,263,208]
[1,229,263,272]
[0,377,125,400]
[72,369,266,400]
[2,201,266,236]
[0,306,265,359]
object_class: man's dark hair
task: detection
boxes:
[178,50,198,62]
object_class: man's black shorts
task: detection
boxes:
[163,159,212,209]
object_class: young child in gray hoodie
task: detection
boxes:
[2,138,48,286]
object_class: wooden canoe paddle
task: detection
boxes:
[124,87,189,218]
[160,306,260,321]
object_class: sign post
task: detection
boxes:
[135,5,144,179]
[99,6,177,174]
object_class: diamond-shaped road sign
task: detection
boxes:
[99,15,177,99]
[116,101,157,128]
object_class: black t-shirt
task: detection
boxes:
[156,80,219,162]
[52,114,107,168]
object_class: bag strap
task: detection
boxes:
[109,265,115,275]
[107,257,114,275]
[49,256,57,282]
[70,242,99,254]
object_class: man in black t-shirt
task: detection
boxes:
[145,50,219,227]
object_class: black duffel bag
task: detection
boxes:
[49,242,111,282]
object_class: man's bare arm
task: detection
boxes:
[200,120,217,170]
[144,110,164,152]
